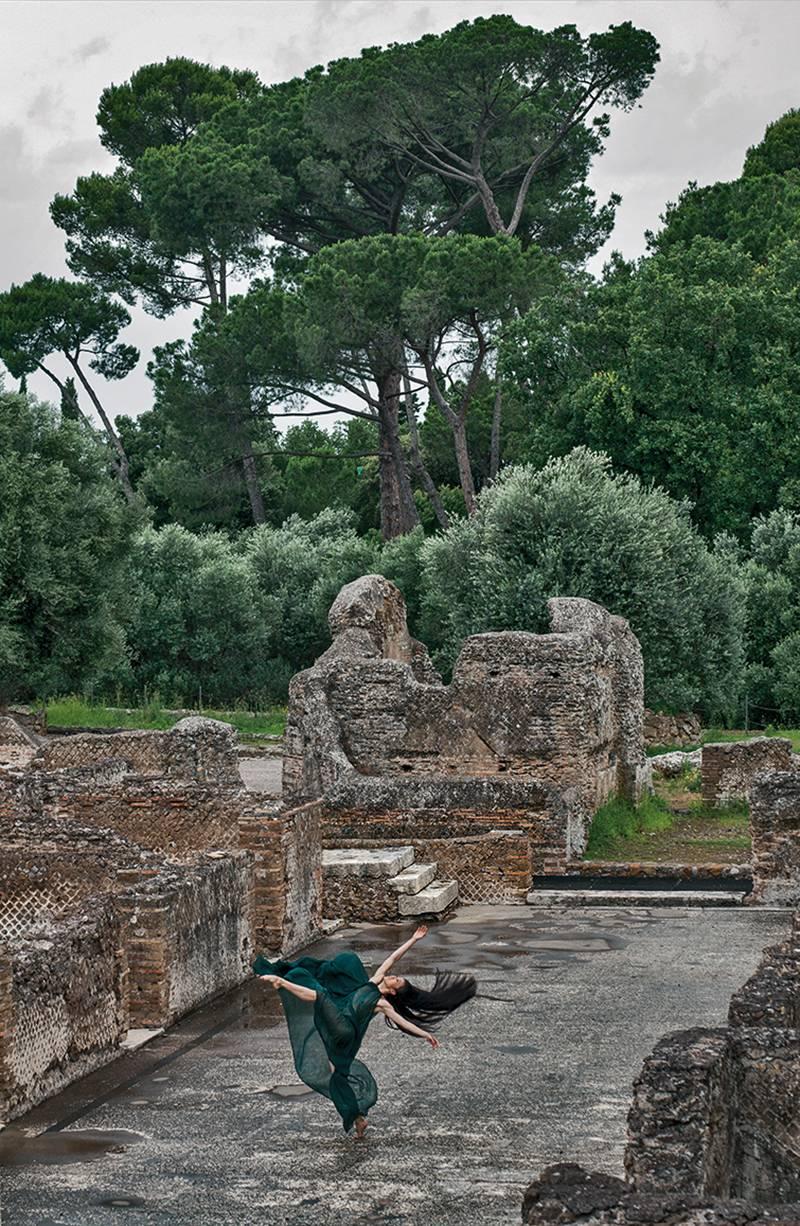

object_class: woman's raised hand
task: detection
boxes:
[413,924,429,942]
[425,1033,440,1050]
[259,974,282,989]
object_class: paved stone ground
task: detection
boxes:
[0,905,789,1226]
[238,756,282,794]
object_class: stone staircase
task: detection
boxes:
[322,846,459,923]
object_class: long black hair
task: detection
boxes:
[386,971,477,1031]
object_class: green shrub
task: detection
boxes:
[418,449,744,718]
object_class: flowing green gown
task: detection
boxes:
[253,950,380,1132]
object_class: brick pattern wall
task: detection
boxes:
[0,901,128,1122]
[34,716,241,786]
[701,738,793,808]
[46,777,243,855]
[116,854,254,1027]
[239,800,322,955]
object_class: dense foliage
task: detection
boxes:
[0,388,136,701]
[412,449,743,720]
[2,24,799,724]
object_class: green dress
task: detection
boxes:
[253,950,381,1132]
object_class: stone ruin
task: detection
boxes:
[285,574,650,903]
[522,912,800,1224]
[0,714,322,1122]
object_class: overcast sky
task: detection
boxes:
[2,0,798,422]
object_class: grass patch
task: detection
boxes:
[584,793,674,859]
[45,696,286,738]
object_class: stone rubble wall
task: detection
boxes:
[749,769,800,905]
[0,901,129,1122]
[644,710,702,749]
[0,716,40,768]
[285,577,648,886]
[522,1163,800,1225]
[33,716,241,787]
[701,738,793,809]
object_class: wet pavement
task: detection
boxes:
[0,904,790,1226]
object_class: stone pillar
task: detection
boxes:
[749,769,800,904]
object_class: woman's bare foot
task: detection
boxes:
[354,1115,368,1140]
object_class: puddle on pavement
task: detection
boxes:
[95,1194,147,1209]
[494,1044,538,1055]
[0,1128,144,1166]
[255,1083,313,1100]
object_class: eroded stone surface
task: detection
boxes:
[285,577,649,895]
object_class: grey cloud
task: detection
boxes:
[75,35,110,61]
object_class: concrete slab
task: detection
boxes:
[0,906,790,1226]
[322,847,415,878]
[398,878,459,915]
[526,889,745,907]
[388,862,438,895]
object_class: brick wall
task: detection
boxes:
[0,901,128,1122]
[116,853,254,1027]
[701,738,793,808]
[34,716,241,786]
[238,799,322,955]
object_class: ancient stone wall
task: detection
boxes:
[0,716,39,768]
[522,1164,800,1225]
[701,737,793,808]
[285,576,648,882]
[644,710,702,749]
[0,901,129,1122]
[238,799,323,954]
[116,853,254,1027]
[749,769,800,905]
[34,716,241,786]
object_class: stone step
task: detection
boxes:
[387,862,438,896]
[322,846,414,879]
[398,879,459,916]
[526,888,745,908]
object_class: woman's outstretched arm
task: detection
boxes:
[369,924,428,984]
[375,999,440,1048]
[259,974,316,1002]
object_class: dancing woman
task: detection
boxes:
[254,925,476,1138]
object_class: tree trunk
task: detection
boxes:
[66,356,136,504]
[402,372,450,530]
[376,369,419,540]
[490,381,502,479]
[453,417,478,515]
[240,444,266,525]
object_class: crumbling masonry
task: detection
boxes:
[0,716,321,1122]
[284,575,650,902]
